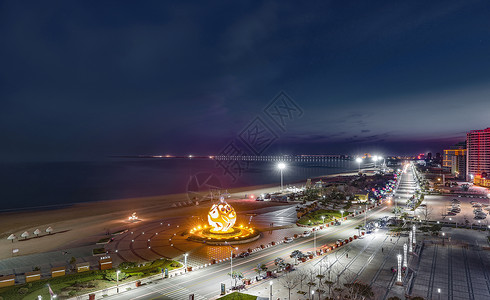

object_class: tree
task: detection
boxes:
[7,234,15,243]
[104,270,128,281]
[421,205,433,222]
[281,272,299,300]
[228,271,244,288]
[69,257,77,270]
[297,268,309,290]
[307,270,317,297]
[343,281,374,299]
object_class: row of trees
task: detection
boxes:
[279,263,375,300]
[7,226,53,242]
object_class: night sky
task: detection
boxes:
[2,1,490,162]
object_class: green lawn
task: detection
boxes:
[96,237,111,243]
[297,209,343,225]
[0,259,182,300]
[218,292,257,300]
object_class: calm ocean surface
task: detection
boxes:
[0,158,356,211]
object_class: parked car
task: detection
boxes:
[303,231,311,237]
[239,252,250,258]
[274,257,284,265]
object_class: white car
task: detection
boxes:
[303,231,312,237]
[284,237,294,243]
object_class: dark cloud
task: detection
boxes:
[1,0,489,161]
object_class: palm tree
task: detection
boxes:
[227,271,243,288]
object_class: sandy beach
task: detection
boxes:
[0,182,289,260]
[0,171,361,260]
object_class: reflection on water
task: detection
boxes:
[0,158,356,210]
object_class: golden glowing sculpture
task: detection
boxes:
[208,197,236,232]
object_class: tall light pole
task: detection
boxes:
[396,254,402,284]
[229,246,238,288]
[184,253,188,272]
[412,225,416,245]
[116,270,120,293]
[311,290,315,300]
[314,229,317,254]
[364,202,368,228]
[321,215,325,224]
[403,244,408,268]
[373,156,378,168]
[278,163,286,192]
[409,231,413,252]
[340,210,344,222]
[269,281,273,300]
[356,157,362,172]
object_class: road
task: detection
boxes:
[104,205,392,300]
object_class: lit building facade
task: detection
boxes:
[466,128,490,186]
[443,143,466,179]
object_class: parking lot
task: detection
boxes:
[418,193,490,226]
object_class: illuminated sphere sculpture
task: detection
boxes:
[188,197,260,245]
[208,198,237,232]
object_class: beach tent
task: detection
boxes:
[21,231,29,239]
[34,229,41,237]
[7,234,15,243]
[46,227,53,234]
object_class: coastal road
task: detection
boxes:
[104,205,392,300]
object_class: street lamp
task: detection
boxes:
[364,202,368,227]
[340,210,344,221]
[356,157,362,172]
[116,270,120,293]
[373,156,378,168]
[269,281,273,300]
[321,215,325,224]
[311,290,315,300]
[437,288,441,300]
[278,163,286,191]
[184,253,188,272]
[396,254,402,284]
[229,246,238,288]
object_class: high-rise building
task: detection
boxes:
[443,142,466,179]
[466,127,490,186]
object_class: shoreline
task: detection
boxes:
[0,170,361,260]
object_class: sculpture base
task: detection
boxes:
[187,226,260,245]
